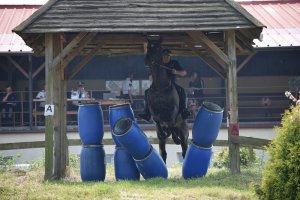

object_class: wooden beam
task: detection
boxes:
[0,138,231,151]
[237,53,255,73]
[6,56,29,79]
[52,33,67,180]
[187,31,230,67]
[66,42,103,80]
[32,62,45,79]
[230,135,270,150]
[185,41,226,79]
[61,32,98,69]
[44,33,54,180]
[52,32,88,70]
[225,30,240,174]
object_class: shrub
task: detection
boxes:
[0,153,20,171]
[256,105,300,200]
[213,147,258,168]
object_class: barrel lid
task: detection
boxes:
[202,101,223,113]
[79,102,99,106]
[109,103,131,110]
[113,118,132,136]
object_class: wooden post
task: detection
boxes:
[225,30,240,174]
[44,33,68,180]
[28,55,33,129]
[44,33,54,180]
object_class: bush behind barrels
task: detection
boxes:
[255,105,300,200]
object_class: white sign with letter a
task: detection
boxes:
[44,104,54,116]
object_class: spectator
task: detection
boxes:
[36,84,46,111]
[189,71,204,104]
[71,81,89,106]
[1,85,17,123]
[34,84,46,125]
[261,96,271,117]
[121,73,134,104]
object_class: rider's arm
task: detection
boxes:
[173,68,187,76]
[171,60,187,76]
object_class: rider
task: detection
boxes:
[139,48,191,121]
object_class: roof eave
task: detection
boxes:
[12,0,58,33]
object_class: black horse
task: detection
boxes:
[144,39,189,163]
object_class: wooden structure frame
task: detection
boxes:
[13,0,264,180]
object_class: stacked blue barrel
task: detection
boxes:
[78,102,106,181]
[109,104,140,181]
[112,117,168,179]
[183,101,223,179]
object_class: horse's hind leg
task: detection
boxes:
[179,123,189,159]
[156,123,167,163]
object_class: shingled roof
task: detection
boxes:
[14,0,263,33]
[13,0,264,56]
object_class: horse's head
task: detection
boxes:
[144,39,163,68]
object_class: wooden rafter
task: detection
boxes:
[187,31,230,67]
[237,53,255,73]
[61,32,98,69]
[65,42,104,80]
[6,56,29,79]
[52,32,88,69]
[185,41,226,78]
[32,62,45,78]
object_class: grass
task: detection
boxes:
[0,163,262,200]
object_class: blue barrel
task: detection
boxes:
[80,145,106,181]
[182,142,212,179]
[114,147,140,181]
[78,102,104,145]
[109,103,135,147]
[134,146,168,179]
[192,101,223,148]
[113,118,151,160]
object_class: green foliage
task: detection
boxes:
[0,153,21,172]
[213,147,259,168]
[69,154,80,168]
[256,105,300,200]
[29,153,79,170]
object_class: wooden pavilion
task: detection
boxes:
[13,0,263,180]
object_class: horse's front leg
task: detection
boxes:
[156,123,167,163]
[180,123,189,159]
[159,139,167,164]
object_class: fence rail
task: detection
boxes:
[0,136,270,151]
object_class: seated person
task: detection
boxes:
[1,86,17,122]
[71,81,89,106]
[35,85,46,125]
[139,48,190,121]
[36,84,46,111]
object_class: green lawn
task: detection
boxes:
[0,163,262,200]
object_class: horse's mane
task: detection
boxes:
[145,40,171,89]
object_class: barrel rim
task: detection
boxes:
[82,144,104,148]
[201,101,224,113]
[191,141,213,150]
[133,145,153,162]
[112,117,133,136]
[79,102,100,106]
[109,103,132,110]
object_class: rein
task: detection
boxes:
[153,62,172,71]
